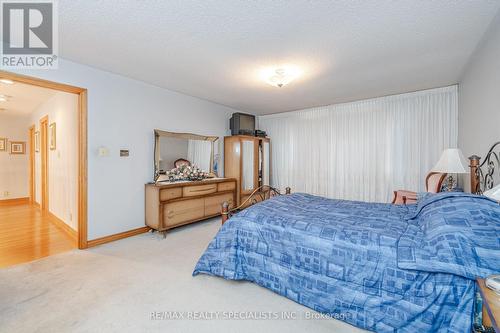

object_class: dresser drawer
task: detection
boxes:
[205,193,235,216]
[163,198,204,227]
[217,182,235,192]
[160,187,182,201]
[183,184,217,197]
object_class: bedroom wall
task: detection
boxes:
[458,10,500,186]
[10,59,240,239]
[29,92,79,231]
[0,113,30,201]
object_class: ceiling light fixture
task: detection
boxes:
[261,65,302,88]
[0,79,14,85]
[0,94,10,102]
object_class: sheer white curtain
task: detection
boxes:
[187,140,211,172]
[259,86,458,202]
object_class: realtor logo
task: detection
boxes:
[1,0,58,68]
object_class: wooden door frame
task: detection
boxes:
[0,71,88,249]
[40,116,49,213]
[28,125,35,204]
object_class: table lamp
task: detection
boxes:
[431,148,469,191]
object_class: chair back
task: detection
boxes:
[425,172,447,193]
[174,158,191,168]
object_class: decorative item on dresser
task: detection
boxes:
[224,135,271,206]
[145,178,236,237]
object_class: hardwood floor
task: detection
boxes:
[0,203,76,268]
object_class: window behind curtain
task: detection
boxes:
[258,86,458,203]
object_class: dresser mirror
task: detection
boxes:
[154,130,219,182]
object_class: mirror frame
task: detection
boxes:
[154,129,219,182]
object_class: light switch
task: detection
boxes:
[98,147,109,157]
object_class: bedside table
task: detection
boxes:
[477,278,500,332]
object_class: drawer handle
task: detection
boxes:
[189,189,212,193]
[167,210,174,218]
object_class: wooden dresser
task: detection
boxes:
[145,178,236,233]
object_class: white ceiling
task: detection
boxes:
[0,81,56,116]
[58,1,500,115]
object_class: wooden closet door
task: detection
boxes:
[262,139,270,186]
[240,138,258,194]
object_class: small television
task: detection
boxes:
[230,112,255,136]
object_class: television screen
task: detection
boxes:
[239,114,255,131]
[230,113,255,135]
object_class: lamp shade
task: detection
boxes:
[431,148,469,174]
[484,184,500,201]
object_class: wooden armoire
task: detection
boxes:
[224,135,270,206]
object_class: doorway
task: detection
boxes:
[0,71,88,268]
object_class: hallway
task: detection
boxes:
[0,203,76,268]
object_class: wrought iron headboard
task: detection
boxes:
[469,141,500,194]
[221,185,291,224]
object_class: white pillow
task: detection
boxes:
[484,184,500,201]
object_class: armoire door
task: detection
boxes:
[240,138,258,194]
[261,140,270,186]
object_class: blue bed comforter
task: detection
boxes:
[193,192,500,332]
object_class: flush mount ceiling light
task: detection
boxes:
[0,79,14,85]
[261,65,302,88]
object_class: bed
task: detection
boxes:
[193,143,500,333]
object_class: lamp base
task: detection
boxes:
[445,175,456,191]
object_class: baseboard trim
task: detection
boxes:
[0,197,30,206]
[48,212,78,245]
[87,226,150,248]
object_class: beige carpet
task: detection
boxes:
[0,218,366,333]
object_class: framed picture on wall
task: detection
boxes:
[0,137,6,151]
[10,141,26,155]
[35,131,40,152]
[49,122,56,150]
